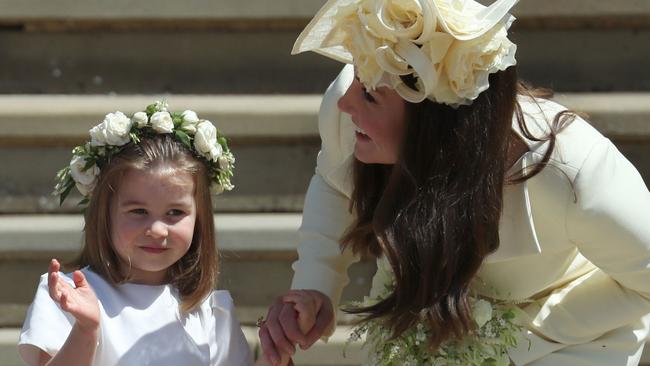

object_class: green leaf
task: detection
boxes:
[59,182,75,206]
[145,103,157,115]
[78,197,89,206]
[173,116,183,128]
[175,130,192,149]
[217,136,228,149]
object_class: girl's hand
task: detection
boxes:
[47,259,100,333]
[258,289,333,366]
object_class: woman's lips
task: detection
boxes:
[355,128,370,141]
[140,247,167,254]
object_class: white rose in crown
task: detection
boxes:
[101,111,132,146]
[69,155,99,196]
[194,121,223,161]
[180,110,200,134]
[150,111,174,133]
[132,111,149,128]
[89,124,107,147]
[472,299,493,328]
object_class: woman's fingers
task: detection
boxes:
[72,270,89,289]
[302,293,334,348]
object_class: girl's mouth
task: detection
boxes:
[140,247,167,254]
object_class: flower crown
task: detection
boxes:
[292,0,519,107]
[54,100,235,206]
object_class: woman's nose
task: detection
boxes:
[337,83,356,115]
[146,220,168,239]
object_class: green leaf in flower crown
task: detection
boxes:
[145,103,157,115]
[82,158,96,171]
[130,132,140,144]
[217,136,228,150]
[175,130,192,150]
[59,181,75,206]
[172,114,183,128]
[78,197,89,206]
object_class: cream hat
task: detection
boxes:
[292,0,519,107]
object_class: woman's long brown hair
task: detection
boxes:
[341,66,575,348]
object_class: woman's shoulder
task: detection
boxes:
[516,94,611,176]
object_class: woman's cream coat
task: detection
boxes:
[290,65,650,365]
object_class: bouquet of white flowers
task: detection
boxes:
[345,282,526,366]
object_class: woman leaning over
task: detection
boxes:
[259,0,650,365]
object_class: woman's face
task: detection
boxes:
[337,75,408,164]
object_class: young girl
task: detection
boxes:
[260,0,650,365]
[18,101,252,365]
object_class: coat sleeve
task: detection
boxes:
[290,65,359,337]
[532,138,650,345]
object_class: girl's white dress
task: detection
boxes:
[18,268,253,366]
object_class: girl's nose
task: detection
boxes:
[146,220,168,239]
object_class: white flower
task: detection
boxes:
[180,110,200,134]
[69,155,99,196]
[218,155,230,170]
[102,111,132,146]
[210,183,224,195]
[132,111,149,128]
[150,111,174,134]
[154,100,169,112]
[194,120,223,161]
[472,299,493,328]
[89,124,107,147]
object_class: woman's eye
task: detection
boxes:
[362,87,376,103]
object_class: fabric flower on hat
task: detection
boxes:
[293,0,519,107]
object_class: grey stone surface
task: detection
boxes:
[1,0,649,20]
[0,141,319,213]
[1,28,649,94]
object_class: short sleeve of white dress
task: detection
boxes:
[207,290,253,365]
[18,272,76,365]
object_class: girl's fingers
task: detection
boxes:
[259,324,280,366]
[73,270,89,289]
[266,305,296,356]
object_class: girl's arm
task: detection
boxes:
[39,259,100,366]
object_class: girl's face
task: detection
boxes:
[110,168,197,285]
[337,75,408,164]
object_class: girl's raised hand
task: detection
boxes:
[47,259,100,332]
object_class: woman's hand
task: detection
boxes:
[47,259,100,332]
[258,289,334,366]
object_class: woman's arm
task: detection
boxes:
[531,139,650,345]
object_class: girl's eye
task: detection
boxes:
[129,208,147,215]
[362,87,376,103]
[167,209,185,217]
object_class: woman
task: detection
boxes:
[259,0,650,365]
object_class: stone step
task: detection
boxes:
[1,326,649,366]
[2,2,649,94]
[1,93,649,214]
[0,28,648,94]
[0,214,376,327]
[0,325,365,366]
[1,0,648,26]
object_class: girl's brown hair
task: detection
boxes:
[342,66,575,348]
[72,134,218,313]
